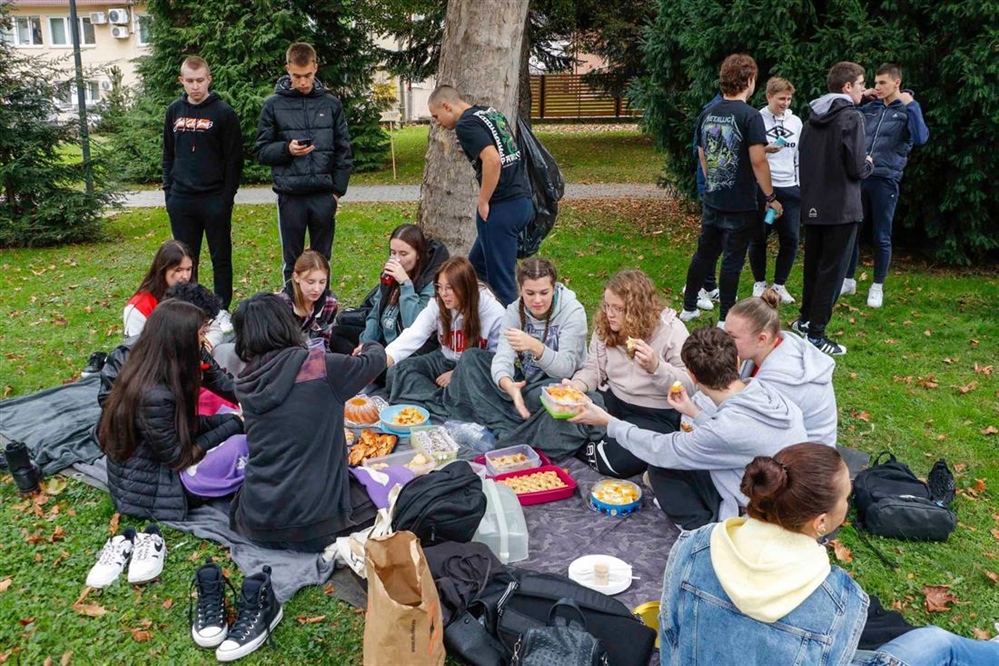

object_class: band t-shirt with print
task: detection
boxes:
[455,105,531,203]
[696,99,768,212]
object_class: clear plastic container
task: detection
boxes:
[472,479,529,564]
[411,425,460,466]
[540,384,590,419]
[443,420,497,453]
[484,444,542,477]
[362,449,436,476]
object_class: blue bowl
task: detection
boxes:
[379,404,430,436]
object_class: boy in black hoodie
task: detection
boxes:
[794,62,874,356]
[162,56,243,312]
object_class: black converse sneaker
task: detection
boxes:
[215,565,283,662]
[189,558,237,649]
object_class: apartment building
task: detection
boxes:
[3,1,150,113]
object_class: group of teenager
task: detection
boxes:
[681,54,928,357]
[93,42,995,665]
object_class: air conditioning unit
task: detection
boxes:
[89,12,107,25]
[108,8,129,25]
[111,25,130,39]
[101,80,113,92]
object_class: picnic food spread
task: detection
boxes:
[392,406,427,426]
[498,470,568,495]
[344,396,379,425]
[347,429,397,466]
[368,452,433,473]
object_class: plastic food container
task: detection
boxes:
[472,479,529,564]
[411,425,460,466]
[483,444,542,477]
[362,449,436,476]
[588,478,643,517]
[494,465,577,506]
[540,384,591,419]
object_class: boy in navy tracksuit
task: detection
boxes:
[842,63,929,309]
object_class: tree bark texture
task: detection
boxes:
[417,0,530,256]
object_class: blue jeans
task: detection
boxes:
[853,626,999,665]
[469,196,534,306]
[682,206,756,320]
[846,177,899,284]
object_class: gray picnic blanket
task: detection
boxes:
[69,457,366,606]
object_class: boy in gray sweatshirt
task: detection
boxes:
[572,326,806,530]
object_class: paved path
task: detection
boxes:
[121,183,669,208]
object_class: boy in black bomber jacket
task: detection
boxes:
[162,56,243,310]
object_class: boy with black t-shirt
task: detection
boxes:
[428,86,533,306]
[680,54,782,325]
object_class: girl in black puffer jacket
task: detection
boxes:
[98,300,243,521]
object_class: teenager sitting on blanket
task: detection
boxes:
[100,283,237,410]
[230,293,384,552]
[563,269,695,479]
[660,443,999,665]
[348,223,449,350]
[276,250,343,352]
[99,300,244,521]
[444,257,587,438]
[572,326,807,530]
[123,239,194,337]
[726,289,838,446]
[385,256,505,417]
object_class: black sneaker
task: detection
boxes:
[808,336,847,356]
[189,557,237,649]
[790,319,809,338]
[215,565,282,662]
[81,351,108,378]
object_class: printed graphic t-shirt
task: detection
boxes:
[454,106,531,203]
[696,99,768,212]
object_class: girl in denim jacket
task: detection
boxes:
[659,443,998,665]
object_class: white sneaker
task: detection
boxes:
[695,289,714,311]
[841,278,857,296]
[752,281,768,297]
[127,525,166,584]
[679,309,700,322]
[773,284,796,304]
[216,310,233,334]
[704,288,720,303]
[85,527,136,588]
[867,283,884,308]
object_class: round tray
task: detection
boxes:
[588,494,641,517]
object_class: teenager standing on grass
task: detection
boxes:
[427,85,533,306]
[680,54,783,326]
[162,56,243,322]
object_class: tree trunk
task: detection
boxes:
[518,11,533,129]
[417,0,530,255]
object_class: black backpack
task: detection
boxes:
[852,452,956,541]
[512,599,609,666]
[516,119,565,259]
[392,461,487,547]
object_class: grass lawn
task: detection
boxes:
[1,200,997,663]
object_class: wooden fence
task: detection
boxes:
[529,73,641,120]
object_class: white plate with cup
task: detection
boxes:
[567,554,634,595]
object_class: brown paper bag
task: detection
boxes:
[363,530,445,665]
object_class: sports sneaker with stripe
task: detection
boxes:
[790,319,809,338]
[190,558,237,649]
[809,335,847,356]
[127,524,166,584]
[85,527,136,588]
[216,565,283,662]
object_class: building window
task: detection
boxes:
[3,16,44,45]
[55,80,101,109]
[50,17,96,47]
[134,14,151,45]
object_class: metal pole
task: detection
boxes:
[68,0,93,194]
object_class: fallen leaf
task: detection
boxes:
[922,584,959,613]
[42,477,68,495]
[323,583,336,596]
[72,603,108,618]
[985,571,999,584]
[970,338,979,347]
[44,658,52,666]
[974,363,993,378]
[60,651,72,666]
[954,463,967,473]
[18,617,34,627]
[853,411,871,422]
[131,629,152,642]
[890,599,903,611]
[976,479,987,493]
[955,381,978,394]
[74,587,92,605]
[161,599,174,609]
[52,550,70,568]
[972,628,992,640]
[108,513,120,536]
[829,539,853,563]
[296,614,327,624]
[916,375,939,389]
[34,553,43,563]
[49,525,66,543]
[0,578,11,593]
[982,426,998,436]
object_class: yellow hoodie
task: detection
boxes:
[709,517,831,623]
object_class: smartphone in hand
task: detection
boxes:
[298,139,313,147]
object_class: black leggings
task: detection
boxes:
[576,390,680,479]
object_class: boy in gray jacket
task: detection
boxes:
[572,326,806,530]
